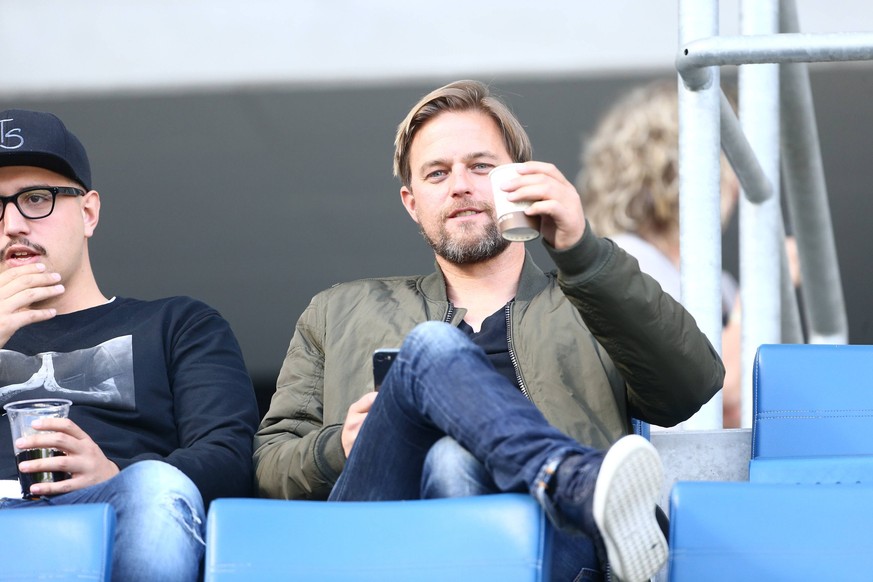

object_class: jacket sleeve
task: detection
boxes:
[253,294,346,500]
[546,222,725,426]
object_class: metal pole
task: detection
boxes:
[721,88,804,344]
[720,91,773,204]
[780,220,804,344]
[779,0,849,344]
[739,0,782,428]
[678,0,723,430]
[677,32,873,85]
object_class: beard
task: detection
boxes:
[418,208,511,265]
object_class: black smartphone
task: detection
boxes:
[372,348,399,391]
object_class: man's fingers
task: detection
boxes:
[1,277,64,307]
[350,391,378,414]
[14,418,87,455]
[0,266,64,345]
[17,449,72,475]
[0,264,61,295]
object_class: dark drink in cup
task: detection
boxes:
[3,398,73,499]
[15,449,69,500]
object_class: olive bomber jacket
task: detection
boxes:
[254,224,725,500]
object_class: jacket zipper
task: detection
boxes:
[446,301,530,401]
[443,303,455,324]
[505,302,531,400]
[453,303,612,579]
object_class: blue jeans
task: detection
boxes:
[329,322,604,578]
[422,436,603,582]
[1,460,205,581]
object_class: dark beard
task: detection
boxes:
[419,219,511,265]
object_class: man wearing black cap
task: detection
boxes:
[0,109,260,581]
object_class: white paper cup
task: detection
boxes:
[489,163,541,242]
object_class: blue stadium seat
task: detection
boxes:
[669,344,873,580]
[205,494,551,581]
[751,343,873,483]
[0,503,115,581]
[668,481,873,581]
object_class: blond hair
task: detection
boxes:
[393,80,532,188]
[578,80,736,237]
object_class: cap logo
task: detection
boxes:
[0,118,24,150]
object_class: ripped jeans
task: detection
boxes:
[0,460,205,581]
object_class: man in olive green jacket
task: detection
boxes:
[255,80,724,582]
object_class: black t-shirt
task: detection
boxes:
[0,296,259,505]
[457,303,520,391]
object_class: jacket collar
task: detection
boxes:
[419,249,549,304]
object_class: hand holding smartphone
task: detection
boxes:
[372,348,399,391]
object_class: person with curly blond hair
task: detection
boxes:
[577,80,743,428]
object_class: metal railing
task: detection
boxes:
[676,0,873,429]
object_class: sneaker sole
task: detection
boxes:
[592,435,667,582]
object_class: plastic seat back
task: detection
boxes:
[753,343,873,459]
[0,503,115,581]
[205,494,551,581]
[751,344,873,484]
[669,481,873,581]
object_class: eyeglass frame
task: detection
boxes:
[0,186,86,222]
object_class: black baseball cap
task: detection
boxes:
[0,109,92,191]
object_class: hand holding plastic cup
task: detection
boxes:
[3,398,72,499]
[489,163,541,242]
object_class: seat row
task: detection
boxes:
[0,493,551,581]
[669,343,873,580]
[3,344,871,580]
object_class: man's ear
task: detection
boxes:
[400,186,419,224]
[81,190,100,238]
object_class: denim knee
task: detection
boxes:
[113,460,204,541]
[403,321,473,363]
[421,436,497,498]
[110,461,205,581]
[118,461,202,507]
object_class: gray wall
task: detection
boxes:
[8,68,872,409]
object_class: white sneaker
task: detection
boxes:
[592,435,667,582]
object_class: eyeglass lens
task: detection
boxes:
[13,189,56,219]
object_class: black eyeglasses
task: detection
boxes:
[0,186,86,221]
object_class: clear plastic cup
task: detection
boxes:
[3,398,72,499]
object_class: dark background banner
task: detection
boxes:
[8,68,871,410]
